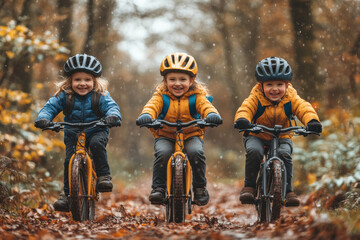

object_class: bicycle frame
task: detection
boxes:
[238,124,319,222]
[139,119,219,222]
[43,120,114,221]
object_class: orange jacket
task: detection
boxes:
[234,83,320,141]
[140,84,219,140]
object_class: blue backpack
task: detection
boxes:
[158,94,213,120]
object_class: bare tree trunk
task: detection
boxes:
[57,0,73,55]
[349,33,360,98]
[210,0,240,114]
[11,0,32,92]
[83,0,95,54]
[290,0,323,101]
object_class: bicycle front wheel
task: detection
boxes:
[270,159,283,221]
[70,154,89,221]
[172,154,186,223]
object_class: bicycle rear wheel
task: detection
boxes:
[270,159,283,221]
[172,154,186,223]
[70,154,89,221]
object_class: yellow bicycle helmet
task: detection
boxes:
[160,53,198,77]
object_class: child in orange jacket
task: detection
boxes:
[136,53,222,206]
[234,57,322,206]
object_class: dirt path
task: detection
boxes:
[0,180,352,240]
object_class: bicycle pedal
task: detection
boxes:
[240,200,255,205]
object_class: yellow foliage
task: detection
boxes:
[13,150,21,159]
[15,25,28,33]
[294,180,301,187]
[5,51,15,59]
[307,173,317,185]
[35,83,43,89]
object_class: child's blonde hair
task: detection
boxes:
[55,75,108,97]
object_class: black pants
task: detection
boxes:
[63,130,109,195]
[243,136,294,193]
[152,136,207,189]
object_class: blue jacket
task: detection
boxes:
[36,90,121,137]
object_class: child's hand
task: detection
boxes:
[306,119,322,133]
[34,119,50,129]
[205,113,222,124]
[105,115,121,127]
[234,118,251,129]
[136,114,152,125]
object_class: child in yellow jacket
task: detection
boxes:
[234,57,322,206]
[136,53,222,205]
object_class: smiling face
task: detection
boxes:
[262,80,288,102]
[71,72,95,96]
[164,72,194,97]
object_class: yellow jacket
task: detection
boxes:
[140,84,219,140]
[234,83,320,141]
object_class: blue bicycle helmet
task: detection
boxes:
[255,57,292,82]
[64,54,102,77]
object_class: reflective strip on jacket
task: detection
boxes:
[140,84,219,140]
[234,83,320,141]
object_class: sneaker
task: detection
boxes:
[149,187,166,204]
[53,193,70,212]
[193,187,209,206]
[239,187,256,204]
[97,175,113,192]
[285,191,300,207]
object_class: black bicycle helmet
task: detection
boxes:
[63,54,102,77]
[255,57,292,82]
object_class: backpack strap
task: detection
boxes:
[158,94,170,120]
[189,94,213,119]
[284,101,295,126]
[91,91,103,118]
[63,93,75,117]
[252,100,265,124]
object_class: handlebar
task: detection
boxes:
[237,124,320,137]
[42,120,114,132]
[138,119,220,130]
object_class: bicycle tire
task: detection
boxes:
[88,173,96,220]
[173,154,186,223]
[70,154,89,221]
[256,175,267,223]
[270,159,283,221]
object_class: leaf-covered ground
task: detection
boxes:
[0,180,358,240]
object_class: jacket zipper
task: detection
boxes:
[273,104,277,126]
[82,97,85,122]
[177,98,181,120]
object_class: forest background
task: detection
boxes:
[0,0,359,236]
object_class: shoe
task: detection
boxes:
[97,175,113,192]
[239,187,256,204]
[53,193,70,212]
[149,187,166,204]
[193,187,209,206]
[285,191,300,207]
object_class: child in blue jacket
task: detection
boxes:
[35,54,121,212]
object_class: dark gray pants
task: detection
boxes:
[244,136,293,193]
[152,136,207,189]
[63,130,110,195]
